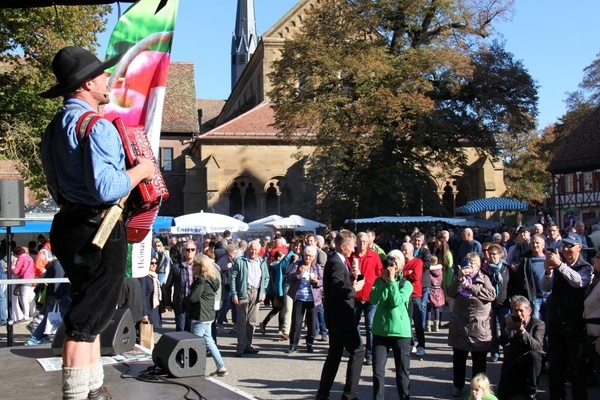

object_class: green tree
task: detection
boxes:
[502,126,555,206]
[0,5,111,198]
[269,0,537,227]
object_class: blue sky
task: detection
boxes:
[100,0,600,130]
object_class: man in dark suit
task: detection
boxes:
[498,295,545,400]
[317,230,365,400]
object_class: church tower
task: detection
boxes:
[231,0,258,90]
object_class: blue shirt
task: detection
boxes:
[530,256,550,298]
[41,98,131,206]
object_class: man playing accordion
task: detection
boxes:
[40,46,155,400]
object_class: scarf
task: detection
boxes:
[149,271,162,309]
[486,262,503,296]
[458,274,476,298]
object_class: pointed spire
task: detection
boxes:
[231,0,258,90]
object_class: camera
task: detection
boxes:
[385,257,396,267]
[510,314,521,323]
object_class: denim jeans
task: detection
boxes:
[420,287,430,329]
[190,320,225,369]
[354,301,377,360]
[409,297,425,348]
[217,291,237,325]
[533,296,548,320]
[490,306,510,354]
[316,303,328,335]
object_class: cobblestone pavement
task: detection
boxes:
[2,305,599,400]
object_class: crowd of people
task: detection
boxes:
[3,221,600,399]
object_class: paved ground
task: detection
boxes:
[2,305,599,400]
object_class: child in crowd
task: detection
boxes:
[426,255,445,332]
[465,373,498,400]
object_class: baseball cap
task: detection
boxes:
[562,232,582,246]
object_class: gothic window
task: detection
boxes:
[229,183,242,216]
[245,183,257,221]
[442,182,454,215]
[265,182,278,215]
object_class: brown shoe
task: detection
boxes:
[88,386,112,400]
[279,332,290,340]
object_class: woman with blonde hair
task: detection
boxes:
[185,253,227,377]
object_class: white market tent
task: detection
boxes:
[264,214,326,234]
[171,211,249,235]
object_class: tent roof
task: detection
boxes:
[455,197,528,214]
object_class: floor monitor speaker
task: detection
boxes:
[152,331,206,378]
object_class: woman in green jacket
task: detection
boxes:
[186,253,227,377]
[369,249,414,400]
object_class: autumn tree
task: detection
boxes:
[269,0,537,226]
[0,5,111,198]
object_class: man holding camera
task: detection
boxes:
[497,295,545,400]
[541,232,593,400]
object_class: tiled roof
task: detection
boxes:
[162,62,199,134]
[199,102,282,141]
[197,99,226,132]
[547,105,600,173]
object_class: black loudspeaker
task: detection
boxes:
[0,179,25,227]
[152,331,206,378]
[51,308,136,356]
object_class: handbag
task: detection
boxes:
[44,303,62,335]
[139,322,154,350]
[13,285,20,297]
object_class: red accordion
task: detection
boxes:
[113,118,169,243]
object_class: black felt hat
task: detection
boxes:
[40,46,121,99]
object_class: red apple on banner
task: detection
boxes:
[104,51,170,125]
[123,50,170,96]
[104,87,146,125]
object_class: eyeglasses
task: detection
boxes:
[562,242,576,249]
[185,248,196,252]
[150,261,158,265]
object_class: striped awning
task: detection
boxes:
[455,197,528,214]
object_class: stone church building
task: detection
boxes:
[178,0,508,223]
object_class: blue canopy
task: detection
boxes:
[1,216,174,235]
[153,216,174,233]
[455,197,528,214]
[0,220,52,234]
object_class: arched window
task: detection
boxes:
[265,182,279,215]
[442,182,455,215]
[245,183,257,221]
[229,183,242,216]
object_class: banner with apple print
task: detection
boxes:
[103,0,179,156]
[102,0,179,277]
